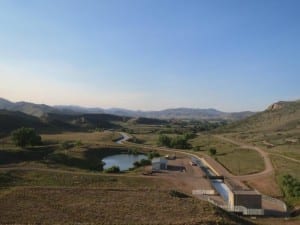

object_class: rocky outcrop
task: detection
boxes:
[267,102,284,111]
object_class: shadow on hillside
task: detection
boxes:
[0,170,23,186]
[47,152,102,171]
[47,147,129,171]
[0,146,55,165]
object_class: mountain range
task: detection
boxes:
[0,97,255,120]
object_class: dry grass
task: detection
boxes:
[0,170,252,225]
[41,131,121,145]
[271,155,300,181]
[0,187,219,225]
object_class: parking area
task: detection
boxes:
[146,155,225,204]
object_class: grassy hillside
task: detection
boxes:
[0,110,49,136]
[217,100,300,208]
[43,113,127,130]
[221,100,300,132]
[128,117,167,125]
[0,110,129,136]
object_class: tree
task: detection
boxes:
[209,148,217,156]
[11,127,42,147]
[171,136,190,149]
[157,134,171,147]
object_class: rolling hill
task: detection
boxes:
[0,109,129,136]
[0,110,50,136]
[221,100,300,132]
[0,97,255,120]
[0,98,61,117]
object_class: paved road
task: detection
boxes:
[116,132,132,144]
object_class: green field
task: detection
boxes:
[190,134,265,175]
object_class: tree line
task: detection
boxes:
[157,133,196,149]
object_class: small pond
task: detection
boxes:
[102,154,147,171]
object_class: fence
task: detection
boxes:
[192,190,215,195]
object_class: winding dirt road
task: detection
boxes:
[214,135,274,180]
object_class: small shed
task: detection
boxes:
[152,157,168,171]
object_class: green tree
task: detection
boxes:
[157,134,171,147]
[171,136,190,149]
[11,127,42,147]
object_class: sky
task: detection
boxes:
[0,0,299,112]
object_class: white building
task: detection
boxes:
[152,157,168,171]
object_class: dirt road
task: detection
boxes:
[214,135,274,180]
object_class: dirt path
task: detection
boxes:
[270,152,300,163]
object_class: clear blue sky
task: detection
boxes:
[0,0,299,111]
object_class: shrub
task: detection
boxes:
[140,159,151,166]
[128,149,138,155]
[281,174,300,198]
[209,148,217,156]
[75,140,83,147]
[133,159,151,168]
[133,161,141,168]
[104,166,120,173]
[147,151,160,160]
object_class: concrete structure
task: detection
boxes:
[152,157,168,171]
[228,190,262,209]
[226,179,262,209]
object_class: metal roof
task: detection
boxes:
[152,157,168,164]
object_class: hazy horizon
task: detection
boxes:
[1,0,299,112]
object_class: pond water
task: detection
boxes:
[102,154,147,171]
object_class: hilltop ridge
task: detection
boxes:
[0,97,254,120]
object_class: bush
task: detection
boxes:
[133,161,141,167]
[140,159,151,166]
[147,151,160,160]
[75,140,83,147]
[133,159,151,168]
[11,127,42,147]
[209,148,217,156]
[128,149,138,155]
[104,166,120,173]
[281,174,300,198]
